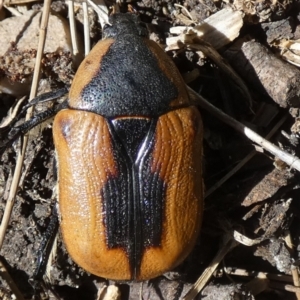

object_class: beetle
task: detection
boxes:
[1,12,203,282]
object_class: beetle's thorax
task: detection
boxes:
[69,33,178,118]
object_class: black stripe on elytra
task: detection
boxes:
[101,118,166,279]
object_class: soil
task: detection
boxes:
[1,0,300,299]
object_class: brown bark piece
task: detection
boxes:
[258,198,292,237]
[224,38,300,108]
[261,17,294,44]
[242,167,291,207]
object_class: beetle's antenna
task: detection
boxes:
[0,88,67,135]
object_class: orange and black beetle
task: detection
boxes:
[3,13,203,281]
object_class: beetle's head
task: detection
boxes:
[103,13,148,39]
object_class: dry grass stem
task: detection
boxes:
[0,0,51,250]
[87,0,108,28]
[0,258,25,300]
[82,1,91,55]
[224,267,294,283]
[0,96,26,128]
[2,5,22,16]
[67,0,79,55]
[188,87,300,172]
[205,115,288,197]
[245,277,269,295]
[183,237,238,300]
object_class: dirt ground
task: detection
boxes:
[1,0,300,299]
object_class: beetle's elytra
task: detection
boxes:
[53,13,203,281]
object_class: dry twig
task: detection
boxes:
[205,115,288,197]
[82,0,91,55]
[225,265,300,297]
[183,237,238,300]
[87,0,108,28]
[188,87,300,172]
[0,0,51,249]
[67,0,79,55]
[0,258,25,300]
[0,96,26,128]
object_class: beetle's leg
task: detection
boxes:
[30,205,59,290]
[0,100,68,156]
